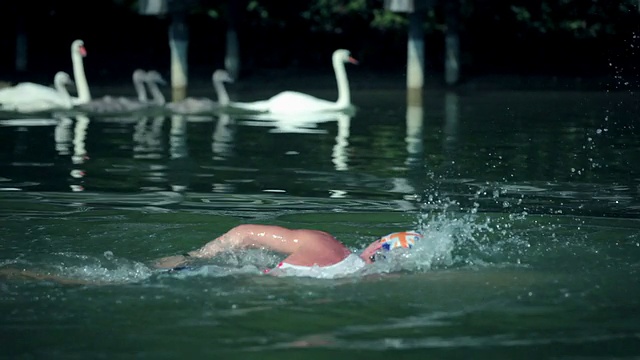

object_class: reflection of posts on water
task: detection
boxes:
[170,115,188,159]
[71,114,90,191]
[133,116,165,159]
[212,114,234,160]
[54,115,74,156]
[212,114,236,193]
[405,91,424,167]
[55,114,88,191]
[329,113,351,198]
[72,114,90,165]
[332,113,351,171]
[389,91,424,208]
[169,115,190,192]
[443,91,459,155]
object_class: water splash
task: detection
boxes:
[1,251,154,285]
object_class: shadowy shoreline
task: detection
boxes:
[0,67,629,98]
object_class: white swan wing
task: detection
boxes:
[229,91,337,114]
[0,95,70,113]
[265,91,338,114]
[0,83,72,112]
[0,83,62,104]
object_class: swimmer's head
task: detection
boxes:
[360,231,422,264]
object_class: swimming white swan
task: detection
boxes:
[0,72,75,113]
[229,49,357,114]
[0,39,90,112]
[76,69,165,114]
[166,69,233,114]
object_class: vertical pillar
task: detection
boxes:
[169,12,189,101]
[225,0,241,79]
[444,0,461,85]
[407,10,425,95]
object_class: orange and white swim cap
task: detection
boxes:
[378,231,422,251]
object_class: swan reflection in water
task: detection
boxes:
[133,116,166,160]
[238,111,352,172]
[166,112,236,161]
[54,113,90,191]
[212,113,235,161]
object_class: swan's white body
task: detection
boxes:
[230,49,357,114]
[166,69,233,114]
[77,70,166,114]
[0,72,75,113]
[0,39,90,112]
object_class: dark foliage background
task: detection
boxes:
[0,0,638,87]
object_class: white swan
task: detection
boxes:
[70,39,91,104]
[166,70,233,114]
[229,49,357,114]
[0,72,75,113]
[0,39,90,112]
[76,69,165,114]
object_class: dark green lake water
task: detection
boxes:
[0,86,639,359]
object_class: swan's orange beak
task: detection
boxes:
[79,46,87,57]
[348,56,358,65]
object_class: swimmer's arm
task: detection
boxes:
[188,224,305,258]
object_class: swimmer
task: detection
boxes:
[0,225,422,283]
[154,224,422,278]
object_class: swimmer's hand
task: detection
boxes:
[152,254,191,269]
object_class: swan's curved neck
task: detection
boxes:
[72,52,91,103]
[333,57,350,108]
[133,76,148,102]
[213,78,230,106]
[54,79,73,108]
[147,81,165,105]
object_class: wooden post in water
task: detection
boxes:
[407,10,424,105]
[444,0,461,85]
[385,0,431,105]
[169,12,189,101]
[225,0,242,79]
[139,0,198,101]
